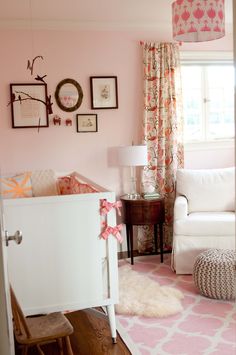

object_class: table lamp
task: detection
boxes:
[118,145,148,199]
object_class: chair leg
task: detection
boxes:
[57,338,64,355]
[36,344,45,355]
[65,336,74,355]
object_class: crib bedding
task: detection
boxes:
[0,171,33,199]
[0,169,100,199]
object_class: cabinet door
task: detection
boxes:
[4,196,118,315]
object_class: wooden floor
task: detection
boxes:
[15,308,131,355]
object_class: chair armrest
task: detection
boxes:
[174,195,188,220]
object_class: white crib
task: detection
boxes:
[3,172,119,342]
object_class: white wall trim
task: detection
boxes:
[184,140,234,152]
[180,51,233,63]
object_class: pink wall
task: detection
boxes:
[0,29,234,194]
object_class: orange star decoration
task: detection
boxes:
[0,172,33,199]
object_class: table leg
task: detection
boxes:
[159,223,164,263]
[126,224,130,258]
[129,225,134,265]
[154,224,157,254]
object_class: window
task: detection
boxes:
[181,63,234,143]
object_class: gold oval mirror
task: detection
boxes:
[55,78,83,112]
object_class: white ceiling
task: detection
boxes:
[0,0,233,31]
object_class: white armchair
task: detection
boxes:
[171,167,235,274]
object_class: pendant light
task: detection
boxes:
[172,0,225,42]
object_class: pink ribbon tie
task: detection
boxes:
[100,200,122,216]
[101,224,123,243]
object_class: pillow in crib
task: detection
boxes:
[58,175,98,195]
[76,181,98,194]
[0,172,33,199]
[31,169,59,197]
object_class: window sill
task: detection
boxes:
[184,140,234,152]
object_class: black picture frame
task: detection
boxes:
[90,76,118,109]
[10,83,49,128]
[55,78,83,112]
[76,114,98,133]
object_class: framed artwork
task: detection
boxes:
[76,114,98,133]
[90,76,118,109]
[55,78,83,112]
[10,83,49,128]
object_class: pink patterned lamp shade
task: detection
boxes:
[172,0,225,42]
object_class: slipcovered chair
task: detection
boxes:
[171,167,235,274]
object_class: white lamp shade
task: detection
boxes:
[118,145,148,166]
[172,0,225,42]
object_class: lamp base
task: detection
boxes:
[128,167,140,199]
[127,192,141,200]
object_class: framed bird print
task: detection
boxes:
[9,83,49,128]
[90,76,118,109]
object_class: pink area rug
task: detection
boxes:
[116,255,236,355]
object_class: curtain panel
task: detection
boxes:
[138,42,184,252]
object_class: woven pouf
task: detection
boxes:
[193,249,236,300]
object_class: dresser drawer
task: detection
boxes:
[121,198,165,225]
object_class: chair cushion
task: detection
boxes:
[174,211,235,236]
[176,167,235,213]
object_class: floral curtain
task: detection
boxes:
[138,42,184,252]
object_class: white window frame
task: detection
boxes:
[180,51,234,151]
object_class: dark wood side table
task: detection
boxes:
[120,196,165,265]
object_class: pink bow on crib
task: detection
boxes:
[101,224,123,243]
[100,200,122,216]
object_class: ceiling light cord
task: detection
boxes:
[29,0,34,58]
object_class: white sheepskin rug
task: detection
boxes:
[115,265,184,318]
